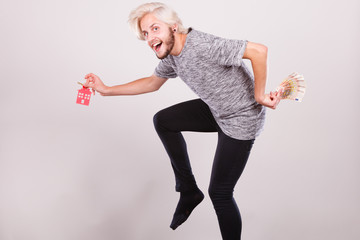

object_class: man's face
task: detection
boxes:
[140,13,175,59]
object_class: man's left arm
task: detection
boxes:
[243,42,282,109]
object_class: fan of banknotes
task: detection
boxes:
[276,72,306,102]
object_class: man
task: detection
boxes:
[84,2,282,240]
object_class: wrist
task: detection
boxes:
[255,93,265,104]
[100,85,112,96]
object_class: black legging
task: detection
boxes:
[153,98,254,240]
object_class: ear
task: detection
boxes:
[172,23,178,32]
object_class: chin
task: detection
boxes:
[157,54,167,60]
[156,50,170,60]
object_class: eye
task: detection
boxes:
[153,27,159,31]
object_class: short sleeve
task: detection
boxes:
[154,58,178,79]
[208,37,248,67]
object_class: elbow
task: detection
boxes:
[152,85,161,92]
[261,44,268,52]
[244,42,268,60]
[148,80,161,93]
[254,44,268,64]
[257,44,268,58]
[148,75,166,92]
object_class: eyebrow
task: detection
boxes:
[143,23,159,31]
[141,23,160,36]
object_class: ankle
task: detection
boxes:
[181,187,202,196]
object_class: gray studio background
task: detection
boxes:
[1,0,359,239]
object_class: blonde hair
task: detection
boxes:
[128,2,188,40]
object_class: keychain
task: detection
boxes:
[76,82,92,106]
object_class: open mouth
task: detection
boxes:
[152,42,162,52]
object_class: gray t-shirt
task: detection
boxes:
[154,29,266,140]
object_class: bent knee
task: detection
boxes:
[153,109,169,131]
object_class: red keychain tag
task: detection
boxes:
[76,84,92,106]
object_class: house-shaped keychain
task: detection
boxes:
[76,86,92,106]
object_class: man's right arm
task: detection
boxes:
[84,73,168,96]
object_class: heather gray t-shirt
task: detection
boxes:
[154,29,266,140]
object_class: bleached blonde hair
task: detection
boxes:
[128,2,188,41]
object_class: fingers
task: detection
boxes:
[84,73,102,95]
[270,91,274,101]
[84,73,92,87]
[84,73,97,87]
[267,90,282,110]
[84,73,95,81]
[85,73,96,79]
[273,92,282,109]
[84,78,90,87]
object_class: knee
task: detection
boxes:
[208,185,233,204]
[208,187,216,202]
[153,110,167,132]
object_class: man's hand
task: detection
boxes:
[84,73,109,95]
[257,89,283,110]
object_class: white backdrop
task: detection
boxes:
[1,0,359,239]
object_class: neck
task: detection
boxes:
[170,33,187,56]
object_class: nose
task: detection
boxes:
[146,34,156,46]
